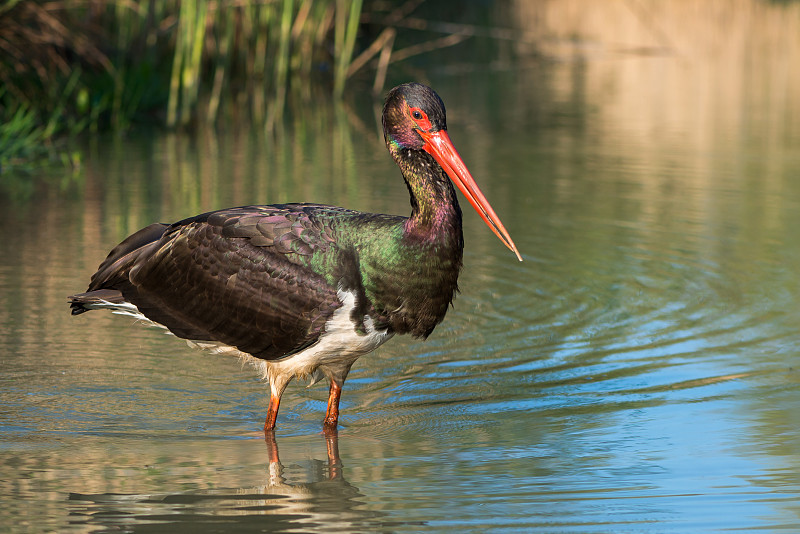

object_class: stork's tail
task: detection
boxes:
[68,289,127,315]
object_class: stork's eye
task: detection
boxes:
[407,106,433,130]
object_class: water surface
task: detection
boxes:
[3,3,800,532]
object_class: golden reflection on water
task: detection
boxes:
[508,0,800,142]
[64,432,379,533]
[498,0,800,249]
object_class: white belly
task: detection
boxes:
[254,288,394,391]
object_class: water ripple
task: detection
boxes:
[342,209,800,435]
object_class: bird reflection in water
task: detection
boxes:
[68,431,391,532]
[265,429,343,485]
[262,429,353,507]
[250,429,373,530]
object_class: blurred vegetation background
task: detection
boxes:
[0,0,498,173]
[3,0,798,177]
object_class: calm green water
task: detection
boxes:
[3,9,800,531]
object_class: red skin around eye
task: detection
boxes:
[408,106,433,131]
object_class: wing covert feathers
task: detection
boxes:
[70,205,345,360]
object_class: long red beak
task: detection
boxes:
[420,129,522,261]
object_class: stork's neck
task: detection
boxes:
[390,146,463,243]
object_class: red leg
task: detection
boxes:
[323,381,343,429]
[264,393,281,432]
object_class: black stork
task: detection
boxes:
[69,83,521,431]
